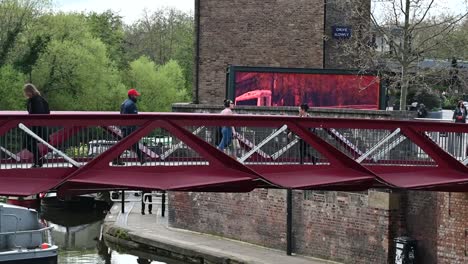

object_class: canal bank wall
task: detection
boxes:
[103,200,337,264]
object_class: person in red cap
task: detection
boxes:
[113,88,145,166]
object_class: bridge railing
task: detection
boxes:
[0,112,467,168]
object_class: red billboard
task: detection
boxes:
[228,67,381,109]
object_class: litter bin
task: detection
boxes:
[394,236,417,264]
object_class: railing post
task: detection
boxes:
[161,191,166,217]
[121,190,125,214]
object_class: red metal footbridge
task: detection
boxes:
[1,111,468,197]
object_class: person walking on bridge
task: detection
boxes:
[113,88,145,165]
[23,83,50,168]
[217,99,235,154]
[452,100,467,157]
[453,100,467,123]
[288,103,317,164]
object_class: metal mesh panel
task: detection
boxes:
[426,131,468,163]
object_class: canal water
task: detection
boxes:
[39,198,173,264]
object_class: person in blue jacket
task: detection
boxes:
[113,88,145,165]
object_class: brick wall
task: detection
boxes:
[396,192,468,264]
[401,191,438,264]
[437,192,468,264]
[293,190,396,263]
[197,0,325,104]
[169,190,287,250]
[324,0,371,69]
[169,190,400,263]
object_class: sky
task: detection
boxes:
[54,0,195,24]
[55,0,467,25]
[372,0,468,21]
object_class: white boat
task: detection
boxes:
[0,203,57,264]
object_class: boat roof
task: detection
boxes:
[0,202,37,212]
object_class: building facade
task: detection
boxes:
[194,0,368,104]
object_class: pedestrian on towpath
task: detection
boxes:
[23,83,50,168]
[141,190,152,215]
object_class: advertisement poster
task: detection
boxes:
[231,68,381,110]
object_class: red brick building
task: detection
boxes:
[193,0,370,104]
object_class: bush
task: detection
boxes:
[442,96,457,110]
[413,88,441,111]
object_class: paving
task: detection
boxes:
[104,193,339,264]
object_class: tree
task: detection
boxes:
[124,8,194,96]
[30,14,125,110]
[374,0,468,108]
[330,0,468,109]
[14,34,50,81]
[126,56,188,112]
[86,10,126,68]
[0,65,26,110]
[0,0,50,66]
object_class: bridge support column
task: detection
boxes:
[286,188,293,255]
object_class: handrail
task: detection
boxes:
[0,226,54,236]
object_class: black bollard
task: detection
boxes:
[161,191,166,217]
[121,190,125,214]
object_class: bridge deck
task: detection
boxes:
[1,112,468,196]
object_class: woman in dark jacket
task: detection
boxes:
[23,83,50,167]
[453,101,467,123]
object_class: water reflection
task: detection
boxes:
[59,249,158,264]
[40,198,164,264]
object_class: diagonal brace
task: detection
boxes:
[19,123,80,167]
[238,125,287,163]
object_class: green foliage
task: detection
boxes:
[442,96,457,110]
[125,8,194,95]
[0,0,51,66]
[0,7,194,111]
[65,143,89,158]
[30,14,126,110]
[111,228,130,240]
[0,65,26,110]
[14,34,50,80]
[126,57,188,112]
[86,10,126,68]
